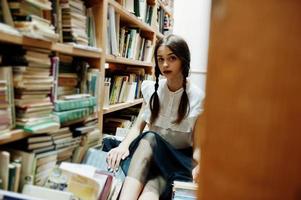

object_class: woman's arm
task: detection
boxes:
[191,114,204,182]
[119,102,147,149]
[192,147,200,182]
[106,102,147,171]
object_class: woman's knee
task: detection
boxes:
[141,132,157,147]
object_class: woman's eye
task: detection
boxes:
[168,56,177,62]
[158,58,164,62]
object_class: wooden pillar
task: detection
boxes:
[198,0,301,199]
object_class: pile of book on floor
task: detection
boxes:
[172,181,198,200]
[0,149,125,200]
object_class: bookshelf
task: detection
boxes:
[105,54,153,67]
[0,0,174,195]
[0,32,102,58]
[0,0,175,141]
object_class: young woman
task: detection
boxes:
[106,34,204,200]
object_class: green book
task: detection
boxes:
[54,96,96,111]
[53,107,95,124]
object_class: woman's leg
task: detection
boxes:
[119,133,157,200]
[138,175,166,200]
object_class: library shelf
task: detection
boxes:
[52,43,102,58]
[105,54,154,67]
[0,129,30,145]
[0,31,102,58]
[108,0,156,35]
[103,98,144,114]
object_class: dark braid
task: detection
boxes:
[174,78,190,124]
[149,67,161,124]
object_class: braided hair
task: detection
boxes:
[149,34,190,124]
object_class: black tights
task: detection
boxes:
[127,132,166,194]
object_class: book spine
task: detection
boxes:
[53,107,94,124]
[54,97,96,111]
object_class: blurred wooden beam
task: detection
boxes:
[198,0,301,199]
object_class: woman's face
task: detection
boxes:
[157,45,183,80]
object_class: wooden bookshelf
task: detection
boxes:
[0,31,102,58]
[0,129,30,145]
[103,98,144,114]
[108,0,156,35]
[105,54,154,67]
[52,43,102,58]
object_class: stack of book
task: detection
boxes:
[50,127,80,163]
[12,47,60,133]
[56,55,78,99]
[60,0,89,46]
[12,134,54,154]
[8,0,59,41]
[53,94,96,125]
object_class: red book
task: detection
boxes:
[95,170,113,200]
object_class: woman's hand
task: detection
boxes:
[192,164,200,183]
[106,144,129,172]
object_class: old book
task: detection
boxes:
[58,162,113,200]
[22,184,73,200]
[172,181,197,200]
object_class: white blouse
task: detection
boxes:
[141,79,205,149]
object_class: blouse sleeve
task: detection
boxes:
[141,80,154,103]
[141,80,154,123]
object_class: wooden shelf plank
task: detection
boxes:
[106,54,154,67]
[52,43,102,58]
[0,31,102,58]
[0,129,30,145]
[0,31,23,45]
[108,0,155,34]
[103,98,144,114]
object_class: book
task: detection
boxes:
[0,190,42,200]
[172,181,197,200]
[82,149,126,182]
[54,96,96,111]
[45,162,113,200]
[9,150,36,189]
[22,184,73,200]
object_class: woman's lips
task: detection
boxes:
[163,70,172,74]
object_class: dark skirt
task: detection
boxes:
[103,131,194,199]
